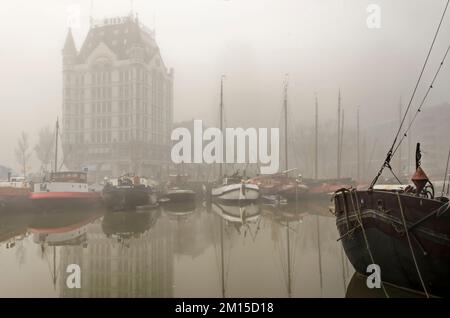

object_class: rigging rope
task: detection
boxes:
[396,193,430,298]
[442,147,450,196]
[392,45,450,158]
[370,0,450,188]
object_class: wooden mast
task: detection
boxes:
[284,75,289,172]
[337,90,341,178]
[398,98,403,176]
[357,106,360,182]
[54,118,59,173]
[219,75,224,179]
[340,108,345,178]
[314,95,319,179]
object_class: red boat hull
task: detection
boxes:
[29,192,102,210]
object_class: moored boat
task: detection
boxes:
[0,176,32,211]
[333,7,450,294]
[334,185,450,297]
[102,175,158,211]
[30,171,101,210]
[301,177,356,199]
[212,176,260,204]
[162,174,196,203]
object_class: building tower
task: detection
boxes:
[61,14,174,180]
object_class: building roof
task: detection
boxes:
[75,15,160,64]
[62,28,77,56]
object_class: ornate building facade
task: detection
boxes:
[62,15,173,179]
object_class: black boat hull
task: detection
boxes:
[334,190,450,297]
[165,191,196,203]
[103,185,156,210]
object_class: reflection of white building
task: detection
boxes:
[59,217,174,298]
[62,14,173,179]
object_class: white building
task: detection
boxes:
[62,15,173,179]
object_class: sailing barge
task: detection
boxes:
[333,2,450,296]
[334,185,449,297]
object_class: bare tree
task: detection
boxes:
[34,126,54,173]
[15,132,32,177]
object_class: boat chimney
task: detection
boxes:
[411,166,429,195]
[411,143,429,194]
[7,171,11,182]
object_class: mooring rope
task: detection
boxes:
[348,189,390,298]
[396,192,430,298]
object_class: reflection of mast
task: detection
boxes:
[286,221,292,298]
[220,217,225,298]
[42,243,58,289]
[53,245,57,288]
[316,215,323,297]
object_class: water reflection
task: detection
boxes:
[0,199,358,298]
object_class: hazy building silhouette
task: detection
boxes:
[59,215,174,298]
[62,14,173,179]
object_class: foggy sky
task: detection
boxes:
[1,0,450,171]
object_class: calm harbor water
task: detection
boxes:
[1,199,359,298]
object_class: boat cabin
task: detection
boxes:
[33,171,89,193]
[223,176,243,185]
[169,174,190,187]
[49,172,87,183]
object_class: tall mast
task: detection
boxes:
[339,108,345,178]
[54,118,59,173]
[398,98,403,176]
[337,90,341,178]
[314,95,319,179]
[407,109,412,173]
[219,75,224,178]
[284,75,289,171]
[356,106,360,182]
